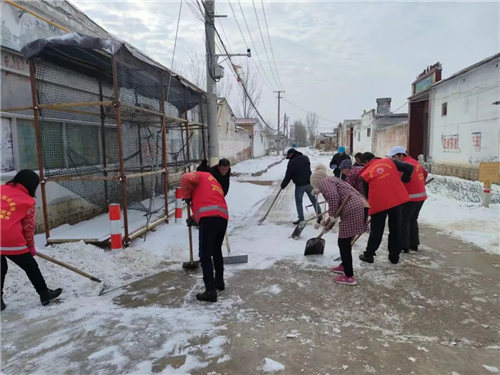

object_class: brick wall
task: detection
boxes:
[374,122,409,157]
[430,163,479,181]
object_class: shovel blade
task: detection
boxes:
[223,254,249,264]
[291,222,306,240]
[304,238,325,256]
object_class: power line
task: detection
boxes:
[236,0,276,91]
[285,99,341,124]
[251,0,281,89]
[260,0,284,89]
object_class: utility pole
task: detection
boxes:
[205,0,251,166]
[284,114,290,147]
[274,90,285,154]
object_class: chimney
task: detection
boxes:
[376,98,392,115]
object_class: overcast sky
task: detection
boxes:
[72,0,499,131]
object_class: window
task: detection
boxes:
[442,102,448,116]
[1,118,14,172]
[367,128,371,137]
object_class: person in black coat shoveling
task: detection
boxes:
[281,149,322,225]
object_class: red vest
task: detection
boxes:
[361,158,410,215]
[0,184,35,255]
[402,156,427,202]
[191,172,229,223]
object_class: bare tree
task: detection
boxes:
[293,120,308,147]
[234,60,262,119]
[306,112,319,146]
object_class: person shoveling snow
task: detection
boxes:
[1,170,62,311]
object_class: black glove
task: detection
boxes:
[401,175,411,183]
[186,217,196,227]
[183,198,192,205]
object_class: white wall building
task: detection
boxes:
[217,98,252,165]
[235,118,270,158]
[428,53,500,172]
[353,98,408,155]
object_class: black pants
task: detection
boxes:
[199,217,228,291]
[401,201,425,251]
[366,205,402,259]
[1,253,48,297]
[338,237,354,277]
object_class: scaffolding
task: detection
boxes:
[17,33,207,245]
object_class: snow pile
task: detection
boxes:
[427,174,500,204]
[231,155,284,176]
[3,240,165,306]
[420,194,500,255]
[261,358,285,373]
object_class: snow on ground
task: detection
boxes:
[261,357,285,373]
[421,193,500,255]
[231,155,284,175]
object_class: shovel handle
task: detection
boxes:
[425,178,434,185]
[258,188,282,225]
[225,231,231,254]
[316,195,352,239]
[37,252,102,282]
[187,203,195,263]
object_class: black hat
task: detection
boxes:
[286,148,297,159]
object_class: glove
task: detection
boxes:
[28,246,37,257]
[183,198,192,205]
[312,187,321,195]
[331,164,337,170]
[186,217,197,227]
[401,176,411,183]
[323,217,338,232]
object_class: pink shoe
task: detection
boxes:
[330,264,344,274]
[334,274,357,286]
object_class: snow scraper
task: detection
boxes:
[258,189,282,225]
[304,195,351,256]
[223,231,248,264]
[182,204,200,270]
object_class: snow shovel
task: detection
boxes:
[37,252,102,283]
[290,212,323,240]
[258,188,282,225]
[304,195,351,256]
[182,203,200,270]
[223,231,248,264]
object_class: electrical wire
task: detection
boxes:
[236,0,277,91]
[260,0,284,90]
[251,0,280,89]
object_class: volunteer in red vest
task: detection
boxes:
[1,170,62,311]
[181,171,229,303]
[359,152,414,264]
[386,146,428,253]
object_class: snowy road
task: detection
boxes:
[1,150,499,375]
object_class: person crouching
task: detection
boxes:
[181,171,229,302]
[310,165,369,286]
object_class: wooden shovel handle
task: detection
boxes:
[317,195,352,239]
[37,252,102,283]
[187,203,195,263]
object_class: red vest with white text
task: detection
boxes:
[0,184,35,255]
[361,158,410,215]
[191,172,229,223]
[402,156,427,202]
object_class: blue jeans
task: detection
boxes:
[295,184,321,221]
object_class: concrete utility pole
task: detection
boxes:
[205,0,219,167]
[284,114,290,147]
[274,90,285,154]
[205,0,251,166]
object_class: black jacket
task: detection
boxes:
[329,153,351,178]
[362,158,414,198]
[281,152,312,189]
[210,165,230,196]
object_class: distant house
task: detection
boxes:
[217,98,252,165]
[337,120,361,155]
[315,131,338,151]
[235,118,270,158]
[353,98,408,155]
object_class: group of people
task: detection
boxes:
[282,146,428,286]
[1,146,427,308]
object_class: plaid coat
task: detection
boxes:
[318,176,369,239]
[345,166,364,195]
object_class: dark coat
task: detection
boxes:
[329,152,351,178]
[210,165,230,196]
[281,152,312,189]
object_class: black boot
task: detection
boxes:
[293,220,301,225]
[1,299,6,311]
[196,290,217,302]
[389,255,399,264]
[402,248,410,254]
[215,280,225,291]
[359,252,374,264]
[40,288,62,306]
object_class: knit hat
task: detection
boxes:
[310,164,329,190]
[338,146,346,154]
[339,158,352,170]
